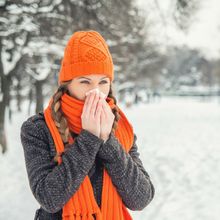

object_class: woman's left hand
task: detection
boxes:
[100,97,115,142]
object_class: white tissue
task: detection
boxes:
[85,88,107,99]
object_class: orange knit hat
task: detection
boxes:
[58,30,114,84]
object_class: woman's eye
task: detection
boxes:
[100,80,108,84]
[80,81,90,84]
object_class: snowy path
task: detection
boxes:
[0,96,219,220]
[128,97,220,220]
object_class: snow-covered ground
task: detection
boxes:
[0,96,220,220]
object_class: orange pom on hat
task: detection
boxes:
[58,30,114,84]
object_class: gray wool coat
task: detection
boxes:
[20,111,155,220]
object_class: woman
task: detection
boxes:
[20,30,155,220]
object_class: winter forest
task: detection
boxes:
[0,0,220,219]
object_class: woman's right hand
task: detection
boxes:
[81,90,103,138]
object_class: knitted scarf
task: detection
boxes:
[44,92,134,220]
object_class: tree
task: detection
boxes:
[0,0,151,153]
[0,1,36,153]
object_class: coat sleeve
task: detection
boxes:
[20,118,104,213]
[97,132,155,211]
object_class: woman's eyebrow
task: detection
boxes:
[78,77,108,80]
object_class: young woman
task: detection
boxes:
[20,30,155,220]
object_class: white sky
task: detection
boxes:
[136,0,220,60]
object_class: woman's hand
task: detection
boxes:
[100,97,115,142]
[81,90,103,137]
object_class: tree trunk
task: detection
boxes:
[0,37,9,153]
[35,80,44,114]
[16,77,22,112]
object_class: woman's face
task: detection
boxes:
[67,74,111,101]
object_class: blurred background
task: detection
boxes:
[0,0,220,219]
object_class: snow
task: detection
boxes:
[0,16,8,24]
[24,41,64,57]
[26,65,50,81]
[38,0,62,13]
[117,81,135,91]
[2,46,21,76]
[0,96,220,219]
[136,0,220,60]
[0,93,3,102]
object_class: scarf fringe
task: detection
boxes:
[62,212,102,220]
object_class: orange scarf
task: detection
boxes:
[44,92,134,220]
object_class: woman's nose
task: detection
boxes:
[85,88,106,99]
[85,88,99,96]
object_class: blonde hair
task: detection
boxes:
[51,80,120,163]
